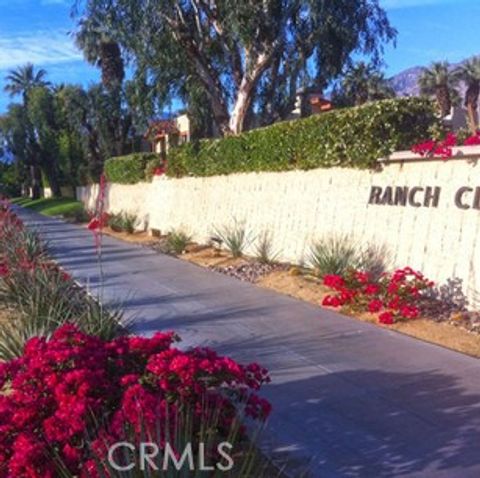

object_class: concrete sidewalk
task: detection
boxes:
[16,207,480,478]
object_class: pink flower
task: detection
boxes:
[368,299,383,313]
[379,312,394,325]
[322,295,342,307]
[323,274,345,290]
[464,133,480,146]
[364,284,380,295]
[0,325,271,475]
[87,218,101,231]
[400,305,419,320]
[412,139,436,157]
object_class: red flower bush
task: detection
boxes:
[153,163,168,177]
[411,132,457,159]
[464,131,480,146]
[411,131,480,160]
[322,267,434,325]
[0,325,271,477]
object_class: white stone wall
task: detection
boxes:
[76,182,153,230]
[77,152,480,305]
[43,186,75,199]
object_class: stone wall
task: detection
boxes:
[77,146,480,305]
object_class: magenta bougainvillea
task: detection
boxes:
[322,267,434,325]
[411,131,480,159]
[0,203,71,283]
[0,325,271,477]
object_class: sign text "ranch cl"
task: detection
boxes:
[368,186,480,210]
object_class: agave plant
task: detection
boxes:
[166,229,192,255]
[213,221,254,258]
[309,236,361,277]
[254,232,280,265]
[0,258,125,360]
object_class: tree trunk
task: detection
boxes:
[176,36,232,136]
[30,165,42,200]
[229,53,273,135]
[465,82,479,135]
[436,84,452,118]
[43,166,62,198]
[230,81,254,135]
[84,123,104,181]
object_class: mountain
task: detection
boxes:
[389,57,476,98]
[389,66,424,97]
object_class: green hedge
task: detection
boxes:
[167,98,439,178]
[104,153,161,184]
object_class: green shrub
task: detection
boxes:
[255,231,279,264]
[62,204,90,223]
[309,236,361,277]
[104,153,161,184]
[0,265,125,360]
[121,212,138,234]
[108,211,139,234]
[213,221,254,258]
[108,212,124,232]
[144,155,165,181]
[166,229,192,254]
[168,98,438,177]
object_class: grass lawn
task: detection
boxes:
[10,197,85,217]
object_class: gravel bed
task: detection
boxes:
[209,262,287,283]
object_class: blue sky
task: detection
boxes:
[0,0,479,112]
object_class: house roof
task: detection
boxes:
[310,96,334,111]
[144,120,179,140]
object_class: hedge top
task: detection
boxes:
[103,98,439,183]
[104,153,162,185]
[167,98,439,178]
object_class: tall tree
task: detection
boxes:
[57,85,105,181]
[456,57,480,134]
[0,105,30,195]
[333,62,396,107]
[419,62,459,118]
[4,64,49,198]
[27,87,63,197]
[75,16,131,157]
[75,16,125,90]
[74,0,396,135]
[4,63,49,103]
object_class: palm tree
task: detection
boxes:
[4,63,49,103]
[336,62,395,106]
[418,62,459,118]
[456,57,480,134]
[74,17,124,91]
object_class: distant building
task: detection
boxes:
[144,114,191,157]
[289,87,334,119]
[443,106,468,131]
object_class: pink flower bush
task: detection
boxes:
[0,206,71,286]
[0,325,271,477]
[411,131,480,159]
[153,164,167,176]
[322,267,434,325]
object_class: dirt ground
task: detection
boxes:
[100,227,156,245]
[182,246,248,268]
[95,231,480,359]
